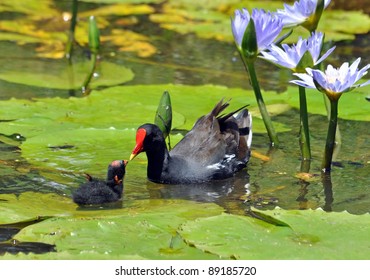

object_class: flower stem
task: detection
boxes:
[298,86,311,161]
[65,0,78,60]
[245,60,279,146]
[321,99,338,173]
[81,53,97,96]
[323,93,341,158]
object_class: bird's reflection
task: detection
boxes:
[145,169,280,216]
[146,170,251,208]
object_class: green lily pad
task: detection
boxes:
[179,208,370,259]
[0,61,134,90]
[149,1,370,43]
[78,3,155,17]
[79,0,163,3]
[283,86,370,121]
[0,0,58,17]
[0,84,290,185]
[0,1,157,58]
[0,32,41,44]
[0,192,224,259]
[283,10,370,43]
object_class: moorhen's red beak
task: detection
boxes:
[130,128,146,161]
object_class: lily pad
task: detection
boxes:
[0,0,58,17]
[102,29,157,57]
[0,1,157,58]
[78,3,155,17]
[0,60,134,90]
[0,192,224,259]
[79,0,163,3]
[179,208,370,259]
[283,86,370,121]
[282,10,370,43]
[0,84,290,186]
[149,1,370,43]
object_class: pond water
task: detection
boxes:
[0,0,369,258]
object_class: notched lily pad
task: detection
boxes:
[0,192,224,259]
[179,208,370,259]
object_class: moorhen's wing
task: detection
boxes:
[169,100,238,166]
[170,113,227,166]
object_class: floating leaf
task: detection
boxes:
[79,0,163,3]
[283,86,370,121]
[0,84,289,186]
[0,192,224,259]
[0,60,134,90]
[179,208,370,259]
[78,3,155,17]
[0,1,156,58]
[149,1,370,43]
[102,29,157,57]
[0,0,58,18]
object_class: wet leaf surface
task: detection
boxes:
[0,60,134,90]
[0,0,369,260]
[0,193,224,259]
[179,209,370,259]
[283,86,370,121]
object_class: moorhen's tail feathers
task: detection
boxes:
[210,98,230,117]
[234,109,252,162]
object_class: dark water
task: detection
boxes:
[0,218,56,255]
[0,0,369,220]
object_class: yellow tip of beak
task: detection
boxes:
[129,153,137,161]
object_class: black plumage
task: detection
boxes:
[72,160,127,205]
[130,99,252,184]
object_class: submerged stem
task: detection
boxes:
[244,60,279,146]
[81,53,97,95]
[321,99,338,173]
[298,86,311,163]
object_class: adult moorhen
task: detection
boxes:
[72,160,127,205]
[130,99,252,184]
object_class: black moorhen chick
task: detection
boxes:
[130,99,252,184]
[72,160,127,205]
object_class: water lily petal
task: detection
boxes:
[231,8,283,54]
[277,0,331,28]
[231,8,250,48]
[315,46,336,65]
[252,9,283,53]
[291,72,316,88]
[260,31,334,71]
[292,58,370,100]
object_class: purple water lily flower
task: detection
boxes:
[277,0,331,30]
[291,58,370,100]
[260,31,335,72]
[231,8,283,54]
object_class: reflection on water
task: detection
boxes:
[0,1,369,219]
[0,241,56,255]
[146,170,250,203]
[0,217,56,255]
[1,109,369,214]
